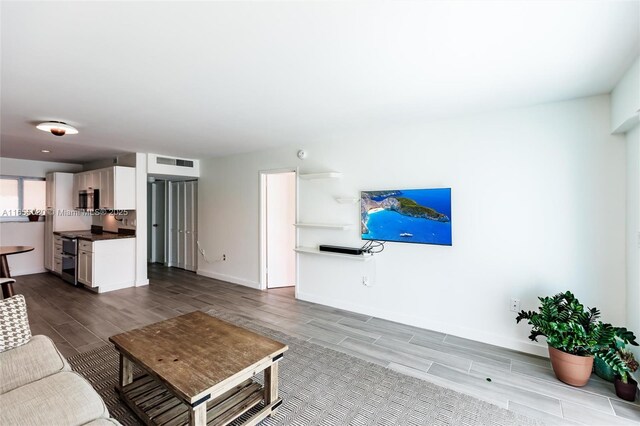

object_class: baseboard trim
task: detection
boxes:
[297,290,549,358]
[11,268,47,277]
[197,270,261,290]
[97,281,137,293]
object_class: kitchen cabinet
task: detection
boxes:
[78,247,93,287]
[73,172,96,194]
[53,257,63,275]
[52,235,63,275]
[98,168,113,209]
[44,173,91,272]
[77,238,135,292]
[73,166,135,210]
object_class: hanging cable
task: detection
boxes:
[361,240,385,254]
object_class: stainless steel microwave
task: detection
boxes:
[78,189,100,210]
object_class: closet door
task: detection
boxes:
[176,182,185,269]
[184,181,193,272]
[169,182,179,267]
[191,181,198,271]
[184,181,198,272]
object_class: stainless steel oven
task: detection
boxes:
[61,237,78,285]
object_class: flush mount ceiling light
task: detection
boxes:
[36,121,78,136]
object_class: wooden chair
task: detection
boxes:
[0,278,16,299]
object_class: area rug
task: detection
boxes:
[67,310,540,426]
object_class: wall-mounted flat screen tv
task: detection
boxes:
[361,188,452,246]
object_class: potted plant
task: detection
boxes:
[594,327,638,382]
[26,208,42,222]
[598,346,639,401]
[615,350,639,401]
[516,291,617,387]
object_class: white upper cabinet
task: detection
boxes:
[74,166,135,210]
[98,168,113,209]
[111,166,135,210]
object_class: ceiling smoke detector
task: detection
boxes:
[36,121,78,136]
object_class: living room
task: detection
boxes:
[1,1,639,425]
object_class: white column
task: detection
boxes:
[135,153,149,286]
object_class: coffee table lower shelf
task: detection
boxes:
[118,374,279,426]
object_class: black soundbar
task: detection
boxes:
[319,245,364,255]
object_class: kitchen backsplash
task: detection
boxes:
[92,210,136,233]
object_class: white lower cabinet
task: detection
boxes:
[53,257,63,275]
[77,238,136,292]
[78,248,93,287]
[52,236,63,275]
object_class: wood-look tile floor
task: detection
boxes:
[15,265,640,425]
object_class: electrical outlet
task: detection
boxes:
[362,276,369,286]
[510,298,521,312]
[222,254,226,261]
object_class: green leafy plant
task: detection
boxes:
[595,328,639,383]
[515,291,618,356]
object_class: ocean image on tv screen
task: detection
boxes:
[361,188,452,246]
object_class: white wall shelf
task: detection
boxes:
[294,247,373,261]
[294,223,353,230]
[335,197,360,204]
[299,172,343,180]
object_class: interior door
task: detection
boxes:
[177,182,185,269]
[184,181,195,271]
[191,181,198,271]
[154,181,166,264]
[169,182,179,267]
[266,172,296,288]
[148,182,155,262]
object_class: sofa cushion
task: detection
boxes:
[0,334,71,394]
[0,371,109,426]
[0,294,32,352]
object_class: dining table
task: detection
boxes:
[0,246,35,298]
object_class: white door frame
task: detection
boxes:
[259,168,298,293]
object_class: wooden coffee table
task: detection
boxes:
[109,311,288,426]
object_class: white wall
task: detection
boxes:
[0,157,82,176]
[198,95,626,356]
[611,56,639,134]
[0,222,46,276]
[0,157,83,275]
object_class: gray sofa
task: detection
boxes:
[0,295,121,426]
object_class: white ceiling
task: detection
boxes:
[1,1,638,164]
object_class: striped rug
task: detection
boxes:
[68,311,540,426]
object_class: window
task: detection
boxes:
[0,176,46,221]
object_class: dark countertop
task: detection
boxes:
[53,230,136,242]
